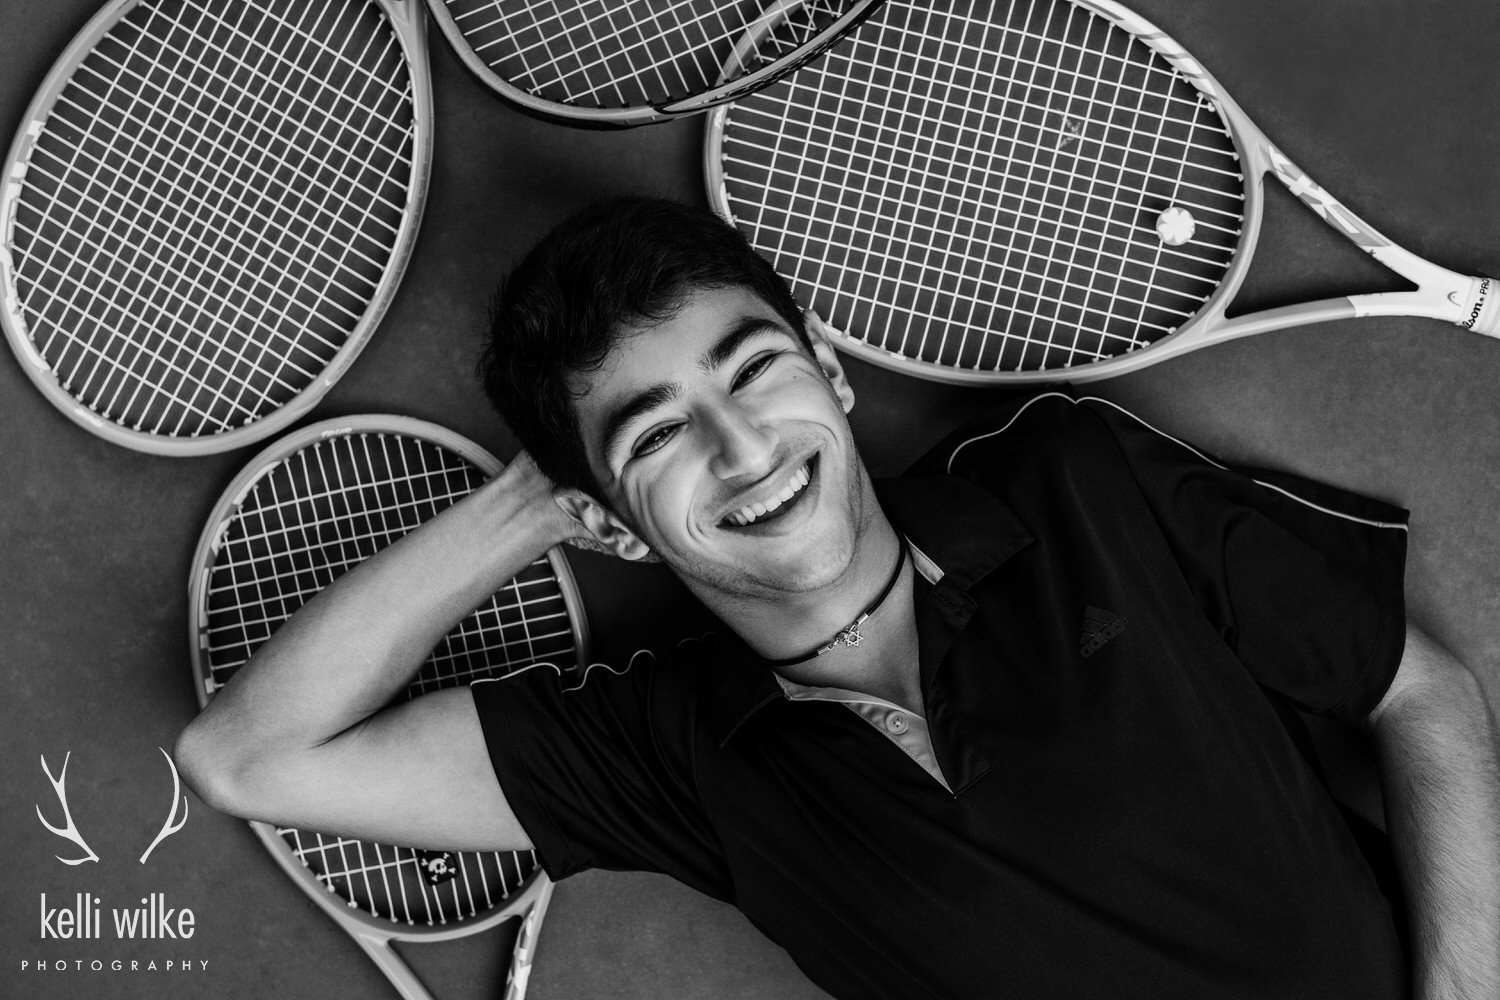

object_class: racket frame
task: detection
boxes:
[187,414,587,1000]
[424,0,886,127]
[1,0,436,452]
[246,819,555,1000]
[703,0,1500,385]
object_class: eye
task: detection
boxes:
[630,423,679,459]
[733,352,778,390]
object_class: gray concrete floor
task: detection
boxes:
[3,1,1499,998]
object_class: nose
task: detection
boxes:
[705,398,778,480]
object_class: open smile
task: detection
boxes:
[722,456,816,528]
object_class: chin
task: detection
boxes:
[661,526,855,603]
[743,525,861,597]
[669,456,872,598]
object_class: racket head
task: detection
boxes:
[705,0,1259,383]
[187,414,586,946]
[425,0,886,126]
[1,0,434,453]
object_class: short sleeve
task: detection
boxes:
[927,391,1409,724]
[470,647,732,899]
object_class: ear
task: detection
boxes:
[803,310,856,414]
[554,490,657,562]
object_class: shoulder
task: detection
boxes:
[492,632,713,705]
[471,634,721,786]
[470,634,713,736]
[910,390,1154,495]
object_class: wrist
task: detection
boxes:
[473,451,579,552]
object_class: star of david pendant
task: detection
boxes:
[831,620,864,649]
[812,613,873,657]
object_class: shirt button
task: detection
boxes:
[886,712,908,734]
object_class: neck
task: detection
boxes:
[701,515,923,711]
[772,559,922,712]
[759,532,909,667]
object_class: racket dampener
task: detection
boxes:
[1155,206,1196,247]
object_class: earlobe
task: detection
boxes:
[804,310,856,414]
[553,491,656,562]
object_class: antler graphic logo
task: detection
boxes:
[36,752,99,866]
[140,747,189,865]
[36,749,189,865]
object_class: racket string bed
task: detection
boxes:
[714,0,1244,374]
[20,0,408,426]
[195,424,578,941]
[279,826,532,926]
[5,0,423,448]
[437,0,857,115]
[31,4,366,417]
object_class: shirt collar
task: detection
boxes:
[709,474,1033,746]
[875,474,1031,592]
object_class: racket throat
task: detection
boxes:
[1453,275,1500,337]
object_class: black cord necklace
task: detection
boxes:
[761,535,910,667]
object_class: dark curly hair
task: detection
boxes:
[479,197,809,499]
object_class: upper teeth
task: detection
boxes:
[728,463,811,527]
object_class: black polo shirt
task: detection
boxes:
[473,391,1410,1000]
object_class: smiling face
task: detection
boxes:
[567,285,882,604]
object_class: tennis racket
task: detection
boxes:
[1,0,437,454]
[704,0,1500,383]
[426,0,885,126]
[188,415,589,1000]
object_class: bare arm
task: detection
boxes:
[1368,623,1500,1000]
[174,452,580,852]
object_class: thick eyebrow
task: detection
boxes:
[698,315,788,374]
[599,315,790,464]
[600,381,678,466]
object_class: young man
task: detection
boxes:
[176,198,1499,1000]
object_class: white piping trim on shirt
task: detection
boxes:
[944,390,1076,474]
[945,392,1408,534]
[469,645,666,694]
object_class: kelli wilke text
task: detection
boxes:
[38,893,195,939]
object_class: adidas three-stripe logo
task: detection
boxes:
[1081,606,1127,658]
